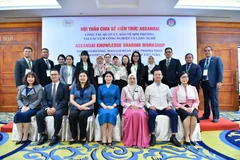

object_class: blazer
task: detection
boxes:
[73,61,96,85]
[17,84,43,109]
[121,85,146,114]
[42,82,69,113]
[159,58,182,87]
[127,63,145,88]
[34,58,54,87]
[199,56,223,88]
[60,65,76,85]
[181,63,202,89]
[54,64,63,73]
[14,58,35,87]
[144,64,160,86]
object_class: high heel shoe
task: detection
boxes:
[69,139,77,145]
[15,141,22,145]
[21,133,29,143]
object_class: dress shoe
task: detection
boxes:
[212,119,218,123]
[37,134,48,145]
[149,134,156,146]
[69,139,77,145]
[170,136,182,147]
[184,141,191,145]
[49,135,59,146]
[15,141,22,145]
[199,116,209,120]
[190,141,197,146]
[22,133,30,143]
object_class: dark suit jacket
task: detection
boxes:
[42,82,68,113]
[199,56,223,88]
[34,58,54,87]
[127,63,145,88]
[54,64,63,73]
[159,58,182,87]
[181,63,202,90]
[73,61,96,86]
[14,58,35,86]
[144,64,160,86]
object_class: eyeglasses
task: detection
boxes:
[50,74,58,76]
[180,76,188,79]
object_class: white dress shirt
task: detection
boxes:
[145,82,172,110]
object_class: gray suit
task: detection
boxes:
[60,65,76,85]
[14,58,35,87]
[17,84,43,109]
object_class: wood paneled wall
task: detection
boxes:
[0,21,239,112]
[0,22,42,112]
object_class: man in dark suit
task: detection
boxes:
[159,47,182,88]
[199,46,223,123]
[36,69,69,146]
[34,48,54,87]
[181,53,202,93]
[14,46,35,87]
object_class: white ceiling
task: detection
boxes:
[0,0,239,22]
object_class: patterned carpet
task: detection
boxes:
[0,112,239,160]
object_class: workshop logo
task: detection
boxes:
[167,18,176,27]
[62,19,74,27]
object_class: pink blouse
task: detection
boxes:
[172,85,200,110]
[121,85,146,114]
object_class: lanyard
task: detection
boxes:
[132,64,138,72]
[27,60,31,69]
[67,66,72,76]
[131,86,137,100]
[97,65,102,76]
[185,64,190,72]
[112,65,119,72]
[83,63,87,71]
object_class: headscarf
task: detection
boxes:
[148,55,156,71]
[127,73,138,95]
[93,56,105,77]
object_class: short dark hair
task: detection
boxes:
[41,48,49,51]
[57,54,66,61]
[165,47,173,52]
[23,46,33,51]
[204,46,212,51]
[104,53,111,58]
[153,69,162,75]
[103,71,115,82]
[185,53,194,58]
[50,68,59,74]
[178,71,190,85]
[76,70,90,90]
[112,56,118,60]
[22,72,40,86]
[131,51,142,64]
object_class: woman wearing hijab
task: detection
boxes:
[93,55,106,115]
[144,55,160,88]
[121,73,149,148]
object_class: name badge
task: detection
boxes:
[25,69,31,75]
[203,69,208,76]
[46,70,50,77]
[115,73,120,80]
[148,74,153,81]
[98,77,103,84]
[131,100,137,105]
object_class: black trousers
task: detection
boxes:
[36,109,66,135]
[68,109,93,140]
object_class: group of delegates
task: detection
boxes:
[13,46,223,148]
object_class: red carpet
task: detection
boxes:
[0,122,13,132]
[198,110,239,131]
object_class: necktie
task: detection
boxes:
[46,60,50,70]
[166,60,170,68]
[205,58,209,69]
[28,60,32,69]
[52,84,56,107]
[186,64,190,72]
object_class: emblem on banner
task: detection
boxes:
[62,19,74,27]
[166,18,176,27]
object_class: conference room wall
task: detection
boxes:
[0,21,239,112]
